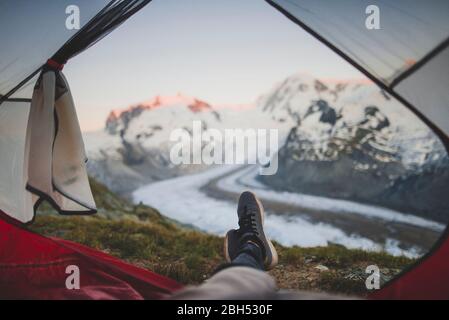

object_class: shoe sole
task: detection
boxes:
[224,231,232,263]
[237,191,278,270]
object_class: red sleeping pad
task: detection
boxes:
[0,211,183,299]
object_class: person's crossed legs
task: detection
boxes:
[169,191,352,300]
[168,191,279,300]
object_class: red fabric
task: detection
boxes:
[0,212,183,299]
[370,231,449,300]
[46,59,64,70]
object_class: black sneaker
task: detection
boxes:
[224,191,278,270]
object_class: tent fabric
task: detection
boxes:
[266,0,449,141]
[50,0,152,67]
[369,231,449,299]
[0,100,34,223]
[395,46,449,136]
[0,0,152,104]
[266,0,449,86]
[0,0,109,101]
[0,211,182,299]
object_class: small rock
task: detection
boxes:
[304,255,316,264]
[315,264,329,272]
[344,272,364,281]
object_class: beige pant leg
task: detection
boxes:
[168,267,277,300]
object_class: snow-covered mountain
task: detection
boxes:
[84,73,449,222]
[257,73,444,168]
[256,73,449,223]
[84,94,225,194]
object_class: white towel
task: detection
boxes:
[25,69,96,216]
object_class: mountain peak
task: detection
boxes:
[105,94,214,134]
[109,94,211,117]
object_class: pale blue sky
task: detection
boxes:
[64,0,362,131]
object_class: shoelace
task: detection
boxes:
[238,206,259,236]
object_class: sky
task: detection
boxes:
[63,0,362,131]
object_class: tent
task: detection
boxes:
[0,0,448,299]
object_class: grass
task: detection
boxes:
[29,177,415,297]
[272,245,411,296]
